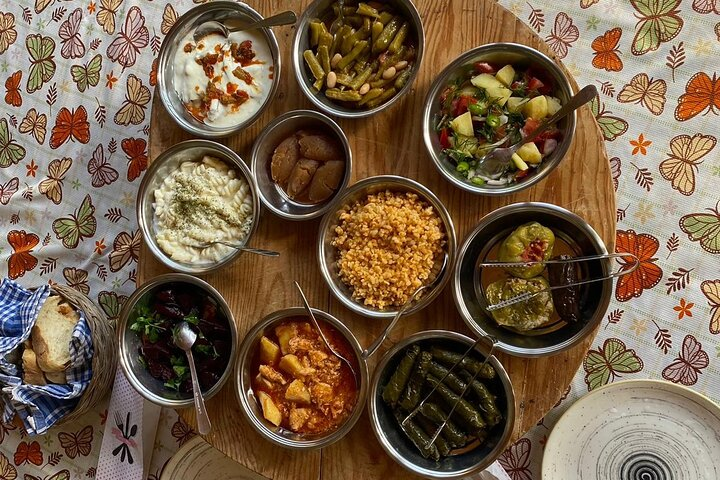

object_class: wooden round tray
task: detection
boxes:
[143,0,615,478]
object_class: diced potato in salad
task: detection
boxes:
[436,61,563,186]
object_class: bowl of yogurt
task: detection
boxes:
[157,2,281,138]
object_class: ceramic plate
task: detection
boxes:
[160,436,268,480]
[542,379,720,480]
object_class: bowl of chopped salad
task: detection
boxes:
[422,43,576,195]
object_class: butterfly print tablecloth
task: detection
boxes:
[0,0,718,479]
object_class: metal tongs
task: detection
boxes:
[400,335,499,449]
[479,252,640,311]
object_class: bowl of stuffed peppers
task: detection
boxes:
[453,202,612,357]
[368,330,515,478]
[292,0,424,118]
[423,43,576,195]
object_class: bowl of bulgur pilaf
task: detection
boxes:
[317,175,456,319]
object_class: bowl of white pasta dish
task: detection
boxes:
[137,139,260,274]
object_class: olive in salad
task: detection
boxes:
[437,61,564,185]
[130,283,232,393]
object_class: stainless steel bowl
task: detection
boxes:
[117,274,238,408]
[368,330,515,478]
[235,307,369,449]
[292,0,424,118]
[423,43,576,196]
[136,139,260,275]
[317,175,456,319]
[453,202,611,357]
[250,110,352,221]
[157,2,281,138]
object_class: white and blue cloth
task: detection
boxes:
[0,279,94,434]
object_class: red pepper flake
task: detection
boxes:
[196,53,219,79]
[183,43,193,53]
[226,82,238,94]
[214,44,223,53]
[230,40,256,66]
[197,43,204,50]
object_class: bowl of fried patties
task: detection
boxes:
[251,109,352,220]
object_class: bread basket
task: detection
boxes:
[46,284,118,425]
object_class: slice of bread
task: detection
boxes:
[31,295,79,373]
[22,348,46,386]
[44,370,67,384]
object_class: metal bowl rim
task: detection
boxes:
[452,202,611,357]
[117,273,238,408]
[250,109,353,221]
[156,1,281,138]
[367,329,516,478]
[136,139,260,275]
[422,42,576,196]
[291,0,425,119]
[316,174,457,319]
[234,307,369,450]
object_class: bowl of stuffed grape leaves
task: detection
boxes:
[118,274,237,407]
[368,330,515,478]
[235,307,368,449]
[453,202,612,357]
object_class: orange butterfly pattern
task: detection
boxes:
[674,72,720,121]
[614,229,663,302]
[4,70,21,107]
[7,230,39,280]
[49,106,91,149]
[122,137,147,181]
[591,27,623,72]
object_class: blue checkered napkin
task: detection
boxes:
[0,279,94,435]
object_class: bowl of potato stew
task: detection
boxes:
[235,307,368,449]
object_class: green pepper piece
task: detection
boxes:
[485,277,554,331]
[429,347,497,379]
[337,40,368,69]
[373,16,401,53]
[398,351,432,411]
[486,113,501,128]
[394,68,412,90]
[303,49,325,84]
[388,21,409,54]
[357,87,383,106]
[371,20,383,45]
[349,66,373,90]
[468,102,487,115]
[378,11,393,25]
[365,86,397,108]
[317,45,331,73]
[456,161,470,173]
[382,345,420,405]
[471,176,486,185]
[325,88,362,102]
[309,21,324,47]
[356,2,380,18]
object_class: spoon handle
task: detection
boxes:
[185,349,212,435]
[522,84,598,145]
[229,10,297,32]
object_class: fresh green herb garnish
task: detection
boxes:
[173,365,189,377]
[183,313,200,325]
[129,306,166,343]
[195,344,220,358]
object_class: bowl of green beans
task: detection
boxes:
[292,0,424,118]
[368,330,515,478]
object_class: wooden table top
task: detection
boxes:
[141,0,615,478]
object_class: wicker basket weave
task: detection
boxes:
[48,284,118,425]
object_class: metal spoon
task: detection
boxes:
[193,10,297,43]
[185,240,279,257]
[173,322,211,435]
[477,84,598,177]
[362,251,450,359]
[294,282,359,387]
